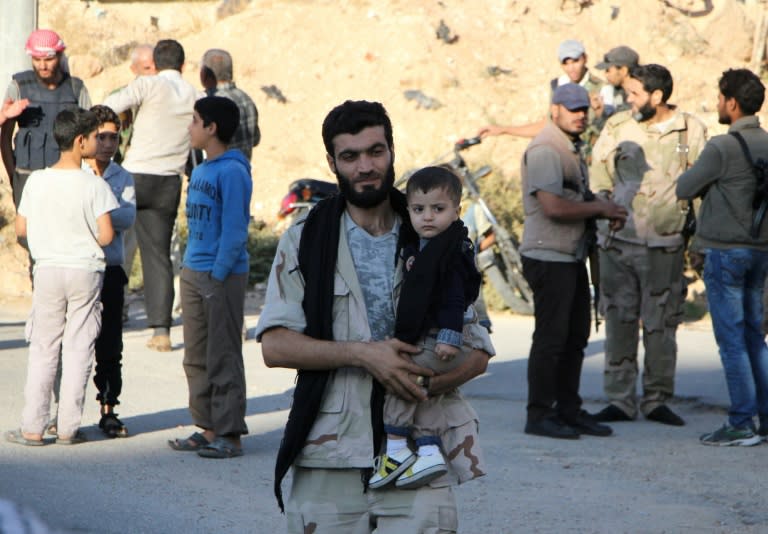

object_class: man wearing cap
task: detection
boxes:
[595,46,640,119]
[1,29,92,208]
[103,39,196,352]
[478,39,606,161]
[200,48,260,161]
[589,64,707,427]
[520,83,627,440]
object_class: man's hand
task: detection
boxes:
[590,92,604,118]
[429,349,490,396]
[434,343,459,362]
[598,199,628,229]
[0,98,29,124]
[359,338,433,403]
[477,124,505,139]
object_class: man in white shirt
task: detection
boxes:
[104,39,196,351]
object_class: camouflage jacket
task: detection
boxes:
[255,214,494,484]
[590,109,707,248]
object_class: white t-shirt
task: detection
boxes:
[102,69,196,176]
[18,167,119,272]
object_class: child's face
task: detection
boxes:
[79,129,99,159]
[188,110,212,150]
[407,187,460,239]
[94,122,120,164]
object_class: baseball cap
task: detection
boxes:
[25,29,66,58]
[596,46,639,70]
[557,40,585,62]
[552,83,590,111]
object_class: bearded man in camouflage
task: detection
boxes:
[589,64,707,426]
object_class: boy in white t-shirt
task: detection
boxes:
[5,108,118,446]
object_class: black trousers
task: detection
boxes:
[94,265,129,406]
[522,256,591,423]
[133,173,181,329]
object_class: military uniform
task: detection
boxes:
[590,109,707,418]
[255,214,493,533]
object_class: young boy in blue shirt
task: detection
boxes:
[168,96,252,458]
[84,105,136,438]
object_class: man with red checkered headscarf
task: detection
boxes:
[1,29,92,209]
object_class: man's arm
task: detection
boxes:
[428,349,489,396]
[478,119,547,140]
[96,212,114,247]
[676,141,723,200]
[1,120,16,179]
[537,190,627,224]
[102,78,145,114]
[261,326,429,402]
[14,213,26,239]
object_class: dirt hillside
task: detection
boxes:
[0,0,766,297]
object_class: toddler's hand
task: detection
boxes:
[435,343,459,361]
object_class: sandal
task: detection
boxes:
[99,413,128,438]
[56,430,87,445]
[4,429,45,447]
[168,431,209,451]
[197,437,243,459]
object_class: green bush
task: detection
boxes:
[247,219,279,285]
[473,169,525,311]
[127,217,279,290]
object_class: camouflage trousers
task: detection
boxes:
[287,467,458,533]
[599,243,685,417]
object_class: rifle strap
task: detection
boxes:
[730,131,768,238]
[678,113,694,216]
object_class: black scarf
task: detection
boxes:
[273,189,416,512]
[394,221,480,343]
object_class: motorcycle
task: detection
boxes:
[276,177,339,231]
[275,138,534,316]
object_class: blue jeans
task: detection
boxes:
[703,248,768,429]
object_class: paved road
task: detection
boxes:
[1,301,765,533]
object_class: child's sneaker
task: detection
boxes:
[395,453,448,489]
[368,448,416,489]
[699,423,760,447]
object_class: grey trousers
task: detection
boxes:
[21,267,103,437]
[180,268,248,436]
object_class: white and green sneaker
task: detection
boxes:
[699,424,761,447]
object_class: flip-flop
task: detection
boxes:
[168,431,209,451]
[5,429,45,447]
[197,437,243,459]
[56,430,87,445]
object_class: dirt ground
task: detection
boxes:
[1,0,767,295]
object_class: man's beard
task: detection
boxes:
[718,110,732,125]
[633,101,657,122]
[336,163,396,208]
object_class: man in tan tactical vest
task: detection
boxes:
[590,64,707,426]
[520,84,627,440]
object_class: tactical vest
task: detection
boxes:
[12,70,82,171]
[520,122,588,257]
